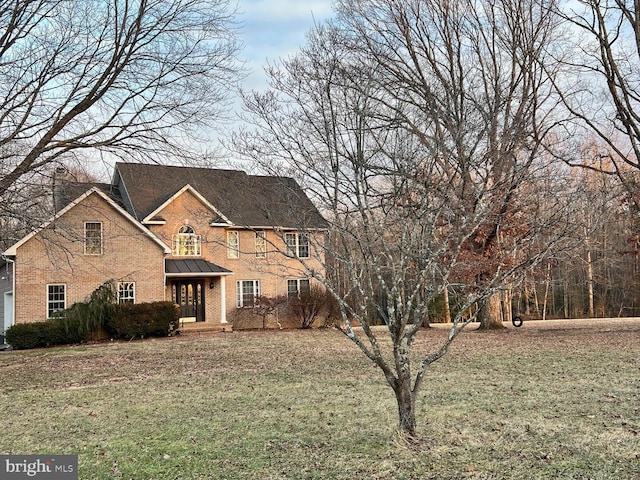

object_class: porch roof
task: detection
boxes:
[165,259,232,277]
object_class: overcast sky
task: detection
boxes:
[237,0,334,91]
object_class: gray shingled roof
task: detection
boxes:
[54,182,120,213]
[115,163,327,229]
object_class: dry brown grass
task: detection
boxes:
[0,318,638,479]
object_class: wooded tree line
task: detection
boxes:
[456,162,640,322]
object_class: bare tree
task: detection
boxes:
[0,0,241,221]
[552,0,640,188]
[236,0,573,438]
[287,283,333,329]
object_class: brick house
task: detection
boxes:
[0,163,327,340]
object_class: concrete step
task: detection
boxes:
[175,324,231,335]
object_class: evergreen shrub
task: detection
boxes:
[107,301,178,339]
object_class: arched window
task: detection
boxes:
[179,225,195,235]
[172,225,201,256]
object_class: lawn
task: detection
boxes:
[0,319,638,479]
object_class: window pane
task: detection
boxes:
[287,279,298,297]
[255,231,266,258]
[300,279,311,296]
[118,282,135,304]
[242,281,254,307]
[227,231,239,259]
[285,233,296,256]
[47,284,66,318]
[172,225,200,256]
[85,222,102,255]
[237,280,258,307]
[298,234,309,258]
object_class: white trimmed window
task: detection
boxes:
[255,231,267,258]
[47,284,66,318]
[287,279,311,298]
[227,231,239,259]
[285,233,309,258]
[84,222,103,255]
[236,280,259,308]
[172,225,201,256]
[117,282,135,304]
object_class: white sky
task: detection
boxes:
[237,0,335,91]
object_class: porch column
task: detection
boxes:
[220,276,227,324]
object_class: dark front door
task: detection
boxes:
[174,280,205,322]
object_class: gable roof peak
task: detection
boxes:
[141,183,232,226]
[115,162,327,229]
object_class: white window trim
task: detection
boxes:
[255,231,267,258]
[117,281,136,304]
[46,283,66,319]
[236,280,260,308]
[227,231,240,259]
[285,232,310,258]
[172,225,201,256]
[84,222,103,255]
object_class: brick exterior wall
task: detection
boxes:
[11,187,327,330]
[13,192,166,324]
[148,189,326,328]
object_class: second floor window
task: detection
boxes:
[255,231,266,258]
[227,231,239,259]
[172,225,201,256]
[84,222,102,255]
[285,232,309,258]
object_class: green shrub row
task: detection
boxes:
[5,317,90,350]
[6,301,179,349]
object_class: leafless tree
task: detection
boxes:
[0,0,242,225]
[552,0,640,190]
[286,283,333,329]
[236,0,574,438]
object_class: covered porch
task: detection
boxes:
[165,259,232,330]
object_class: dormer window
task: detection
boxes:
[172,225,201,256]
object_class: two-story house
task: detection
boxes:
[0,162,327,339]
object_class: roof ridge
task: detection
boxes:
[115,161,247,176]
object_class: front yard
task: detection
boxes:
[0,319,638,479]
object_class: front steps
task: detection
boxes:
[174,323,232,335]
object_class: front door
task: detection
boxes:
[174,281,205,322]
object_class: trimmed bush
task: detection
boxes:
[6,300,178,349]
[5,323,42,349]
[107,301,178,340]
[5,317,89,350]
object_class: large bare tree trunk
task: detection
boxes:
[479,293,506,330]
[586,237,595,317]
[443,285,452,324]
[543,263,551,321]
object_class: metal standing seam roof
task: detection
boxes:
[165,259,232,276]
